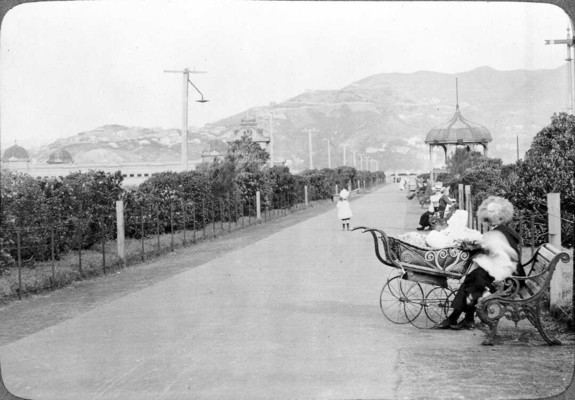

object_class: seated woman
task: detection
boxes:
[434,196,524,330]
[416,184,444,231]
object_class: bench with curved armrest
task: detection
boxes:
[476,243,571,346]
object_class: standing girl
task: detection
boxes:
[337,189,353,231]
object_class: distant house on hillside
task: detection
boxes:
[224,118,270,150]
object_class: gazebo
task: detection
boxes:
[425,79,492,181]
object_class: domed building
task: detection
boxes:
[425,79,492,177]
[2,142,30,161]
[47,148,74,164]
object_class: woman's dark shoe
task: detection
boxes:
[450,320,476,330]
[416,226,424,231]
[433,319,453,329]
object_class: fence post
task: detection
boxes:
[51,228,56,287]
[211,199,216,237]
[458,184,464,209]
[101,220,106,273]
[220,199,225,231]
[304,185,309,208]
[464,185,472,228]
[16,229,22,300]
[116,200,126,266]
[548,193,562,248]
[547,193,563,312]
[202,199,206,239]
[140,206,145,262]
[192,202,197,243]
[156,204,161,256]
[77,220,83,276]
[182,200,187,245]
[227,195,232,233]
[256,191,261,220]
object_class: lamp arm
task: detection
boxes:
[188,79,206,101]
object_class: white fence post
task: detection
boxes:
[116,200,126,266]
[547,193,563,311]
[304,185,309,208]
[256,191,261,220]
[464,185,472,228]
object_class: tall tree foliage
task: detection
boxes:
[225,133,270,173]
[509,112,575,246]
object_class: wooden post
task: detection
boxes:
[458,184,464,209]
[304,185,309,208]
[101,220,106,273]
[547,193,561,248]
[547,193,563,311]
[182,200,187,245]
[51,228,56,286]
[140,206,145,262]
[116,200,126,266]
[16,229,22,300]
[464,185,472,228]
[170,202,174,252]
[256,191,261,220]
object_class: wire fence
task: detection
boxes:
[0,183,372,302]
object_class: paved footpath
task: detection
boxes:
[0,184,573,400]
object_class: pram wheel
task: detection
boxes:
[379,274,423,324]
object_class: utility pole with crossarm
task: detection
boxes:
[164,68,208,171]
[545,26,575,114]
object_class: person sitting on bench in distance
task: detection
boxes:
[434,196,525,330]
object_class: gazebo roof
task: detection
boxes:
[425,106,492,145]
[47,148,74,164]
[2,143,29,160]
[425,78,492,146]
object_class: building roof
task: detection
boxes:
[225,119,270,143]
[425,106,492,145]
[47,148,74,164]
[2,143,29,161]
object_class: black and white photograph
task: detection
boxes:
[0,0,574,399]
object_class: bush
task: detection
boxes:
[509,112,575,247]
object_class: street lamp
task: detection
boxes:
[164,68,209,171]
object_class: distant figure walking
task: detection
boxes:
[337,189,353,231]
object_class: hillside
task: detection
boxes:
[27,65,569,172]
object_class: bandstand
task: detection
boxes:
[424,80,492,183]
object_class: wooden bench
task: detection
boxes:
[476,243,571,346]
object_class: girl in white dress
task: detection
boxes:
[337,189,353,231]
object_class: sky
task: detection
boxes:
[0,0,572,149]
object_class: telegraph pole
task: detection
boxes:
[341,144,347,166]
[164,68,208,171]
[327,139,331,168]
[268,112,275,167]
[546,26,575,114]
[303,128,318,169]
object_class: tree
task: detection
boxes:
[225,134,270,173]
[446,148,487,178]
[509,112,575,247]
